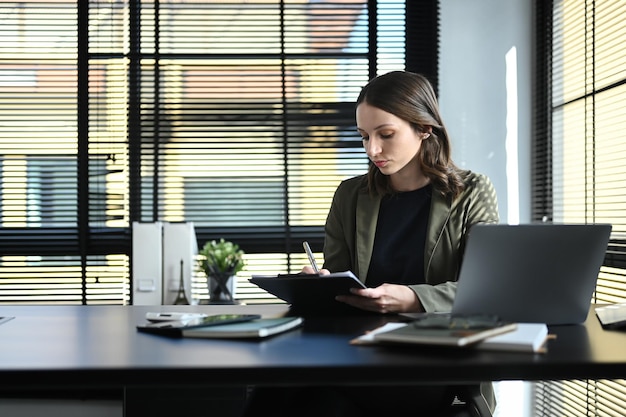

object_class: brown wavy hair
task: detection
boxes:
[356,71,466,199]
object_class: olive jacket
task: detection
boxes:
[320,170,500,413]
[322,170,500,312]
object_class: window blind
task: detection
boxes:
[0,0,130,304]
[533,0,626,415]
[0,0,424,304]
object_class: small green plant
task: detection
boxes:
[198,238,245,276]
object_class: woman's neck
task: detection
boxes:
[389,166,430,192]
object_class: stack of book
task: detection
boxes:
[352,315,549,353]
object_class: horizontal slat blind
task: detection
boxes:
[534,0,626,415]
[0,1,78,226]
[137,1,373,302]
[550,0,626,300]
[0,0,414,304]
[138,1,371,227]
[128,0,408,302]
[0,254,128,305]
[0,1,131,303]
[535,379,626,416]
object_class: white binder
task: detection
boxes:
[131,221,163,305]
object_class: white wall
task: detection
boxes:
[439,0,534,225]
[439,2,535,416]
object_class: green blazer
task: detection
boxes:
[322,170,500,413]
[322,170,500,313]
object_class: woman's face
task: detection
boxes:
[356,102,427,182]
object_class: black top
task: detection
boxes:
[366,184,432,287]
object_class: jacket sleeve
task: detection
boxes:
[410,173,500,312]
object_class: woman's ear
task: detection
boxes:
[422,126,433,139]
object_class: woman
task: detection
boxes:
[310,70,499,315]
[243,71,499,417]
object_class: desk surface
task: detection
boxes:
[0,304,624,390]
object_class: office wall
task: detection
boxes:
[439,0,533,225]
[439,3,535,416]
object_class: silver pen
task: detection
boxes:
[302,241,320,273]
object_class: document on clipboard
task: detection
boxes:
[249,271,368,315]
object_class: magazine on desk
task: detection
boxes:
[370,315,518,347]
[249,270,367,314]
[180,316,304,339]
[137,315,303,339]
[353,320,549,352]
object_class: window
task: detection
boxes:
[0,0,440,304]
[533,1,626,415]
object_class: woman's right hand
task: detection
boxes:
[300,266,330,275]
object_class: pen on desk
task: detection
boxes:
[302,241,320,273]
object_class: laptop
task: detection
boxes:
[447,223,612,325]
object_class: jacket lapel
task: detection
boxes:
[425,192,453,276]
[355,190,380,280]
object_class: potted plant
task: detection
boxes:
[198,238,245,304]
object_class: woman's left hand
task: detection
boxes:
[335,283,424,314]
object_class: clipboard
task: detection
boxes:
[249,271,369,315]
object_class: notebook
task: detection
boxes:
[447,223,612,325]
[595,303,626,330]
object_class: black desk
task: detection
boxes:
[0,304,624,413]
